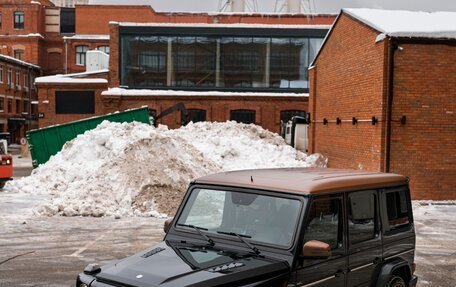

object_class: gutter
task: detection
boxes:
[385,38,397,173]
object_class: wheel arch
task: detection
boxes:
[373,258,412,287]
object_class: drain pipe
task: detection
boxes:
[385,38,397,173]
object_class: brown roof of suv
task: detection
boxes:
[194,168,408,195]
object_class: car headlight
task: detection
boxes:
[79,284,88,287]
[6,159,10,165]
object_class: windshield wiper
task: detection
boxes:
[217,231,260,254]
[177,223,215,246]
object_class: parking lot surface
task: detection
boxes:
[0,192,454,287]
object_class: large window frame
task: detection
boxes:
[14,11,24,30]
[119,26,327,92]
[75,45,89,66]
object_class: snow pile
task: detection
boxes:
[7,121,326,217]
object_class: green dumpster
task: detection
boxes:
[27,107,151,168]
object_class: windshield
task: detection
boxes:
[176,188,302,248]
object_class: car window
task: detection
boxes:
[384,190,411,232]
[177,188,302,248]
[303,197,342,249]
[348,191,377,244]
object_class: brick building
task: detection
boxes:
[309,8,455,199]
[35,4,336,133]
[0,54,40,143]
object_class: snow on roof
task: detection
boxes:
[0,33,44,39]
[0,54,40,69]
[102,88,308,98]
[63,34,110,40]
[344,8,456,40]
[118,22,331,29]
[89,0,153,5]
[35,69,109,84]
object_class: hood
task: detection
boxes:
[95,241,289,287]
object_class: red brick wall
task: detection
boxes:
[309,13,387,171]
[36,83,108,128]
[104,95,308,133]
[310,12,456,200]
[76,5,335,35]
[390,43,456,200]
[37,82,308,134]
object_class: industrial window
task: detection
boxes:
[303,197,342,249]
[75,45,89,66]
[14,11,25,30]
[97,45,110,54]
[60,8,75,34]
[139,52,166,71]
[384,190,411,232]
[55,91,95,114]
[280,110,306,123]
[182,109,206,126]
[348,191,377,244]
[14,49,24,61]
[22,100,29,113]
[24,74,28,88]
[15,99,20,114]
[230,109,256,124]
[120,33,326,91]
[15,71,20,88]
[7,68,12,87]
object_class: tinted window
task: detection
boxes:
[60,8,75,34]
[349,191,376,244]
[303,198,342,249]
[385,190,410,231]
[55,91,95,114]
[182,109,206,125]
[230,109,255,124]
[177,188,302,247]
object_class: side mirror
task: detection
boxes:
[164,218,173,233]
[302,240,331,259]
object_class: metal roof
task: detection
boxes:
[194,168,408,195]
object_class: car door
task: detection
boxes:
[296,195,346,287]
[346,190,382,287]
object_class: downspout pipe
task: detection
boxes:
[385,38,397,173]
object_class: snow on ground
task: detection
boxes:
[6,121,326,217]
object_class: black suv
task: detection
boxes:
[77,168,418,287]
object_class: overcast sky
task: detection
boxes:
[90,0,456,13]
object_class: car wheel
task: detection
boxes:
[386,275,406,287]
[0,181,6,189]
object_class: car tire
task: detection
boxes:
[0,181,6,189]
[386,275,406,287]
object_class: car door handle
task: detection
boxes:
[334,269,345,277]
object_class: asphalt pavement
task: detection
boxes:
[0,158,454,286]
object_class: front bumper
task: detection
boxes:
[409,275,418,287]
